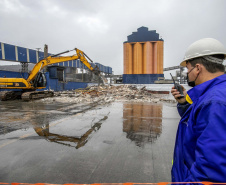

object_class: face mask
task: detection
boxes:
[187,73,196,87]
[187,67,199,87]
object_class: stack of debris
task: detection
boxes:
[39,85,176,104]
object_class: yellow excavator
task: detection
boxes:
[0,48,101,101]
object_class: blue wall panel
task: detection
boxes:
[0,71,88,92]
[38,51,44,61]
[49,67,57,78]
[91,63,95,68]
[123,74,164,84]
[45,72,88,91]
[0,70,29,79]
[0,42,113,74]
[77,60,81,68]
[69,61,72,67]
[63,61,67,67]
[73,60,76,67]
[29,49,37,63]
[4,44,16,61]
[18,47,27,62]
[0,43,2,60]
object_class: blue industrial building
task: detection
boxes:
[0,42,113,91]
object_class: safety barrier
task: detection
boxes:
[0,182,225,185]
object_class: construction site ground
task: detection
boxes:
[0,85,181,183]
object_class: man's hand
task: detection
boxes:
[171,85,187,104]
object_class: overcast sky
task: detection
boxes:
[0,0,226,75]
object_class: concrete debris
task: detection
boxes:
[39,85,177,104]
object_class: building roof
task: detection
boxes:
[125,26,164,43]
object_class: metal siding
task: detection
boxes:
[109,67,112,74]
[84,65,88,70]
[4,43,16,61]
[18,46,27,62]
[0,70,29,79]
[69,61,72,67]
[29,49,37,63]
[59,62,63,66]
[73,60,76,67]
[38,51,44,61]
[63,61,68,67]
[0,42,2,60]
[123,74,164,84]
[78,60,82,68]
[26,49,30,62]
[91,63,95,68]
[49,67,58,78]
[101,64,103,72]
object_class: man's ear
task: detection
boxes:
[196,64,201,71]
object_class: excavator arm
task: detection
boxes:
[26,48,99,85]
[0,48,102,101]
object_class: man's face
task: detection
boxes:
[186,62,197,82]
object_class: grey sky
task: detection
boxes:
[0,0,226,75]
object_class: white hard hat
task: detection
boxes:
[180,38,226,67]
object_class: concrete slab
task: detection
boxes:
[0,100,180,184]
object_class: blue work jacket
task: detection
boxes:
[171,74,226,182]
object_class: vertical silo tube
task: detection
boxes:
[143,42,147,74]
[146,42,153,74]
[133,42,143,74]
[153,42,158,74]
[124,43,133,74]
[128,43,133,74]
[158,41,164,74]
[123,43,128,74]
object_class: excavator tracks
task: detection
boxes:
[0,91,21,101]
[21,91,54,101]
[0,90,54,101]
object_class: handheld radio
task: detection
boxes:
[170,73,184,98]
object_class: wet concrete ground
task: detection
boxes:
[0,100,180,184]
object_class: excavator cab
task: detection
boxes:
[33,72,47,88]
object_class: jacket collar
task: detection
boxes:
[186,74,226,104]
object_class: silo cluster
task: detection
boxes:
[123,27,164,84]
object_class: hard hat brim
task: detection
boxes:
[180,61,186,67]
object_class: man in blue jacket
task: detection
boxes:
[171,38,226,182]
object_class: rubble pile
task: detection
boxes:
[40,85,176,104]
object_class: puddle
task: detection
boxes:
[0,101,180,183]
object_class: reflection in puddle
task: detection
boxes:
[33,116,108,149]
[123,103,162,147]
